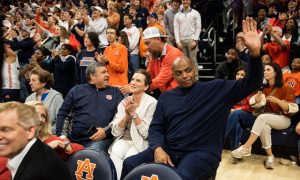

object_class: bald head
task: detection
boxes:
[172,56,196,88]
[172,56,194,72]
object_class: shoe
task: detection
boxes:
[264,156,275,169]
[231,146,251,159]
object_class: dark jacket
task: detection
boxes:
[53,55,76,97]
[56,84,123,146]
[14,139,71,180]
[215,60,248,80]
[10,37,35,65]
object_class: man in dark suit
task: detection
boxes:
[0,102,71,180]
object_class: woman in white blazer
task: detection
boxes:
[109,69,157,179]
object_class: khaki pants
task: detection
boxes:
[179,39,199,79]
[251,113,291,149]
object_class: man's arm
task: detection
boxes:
[56,89,74,136]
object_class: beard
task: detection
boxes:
[149,50,162,59]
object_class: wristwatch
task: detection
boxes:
[131,113,138,120]
[63,141,70,151]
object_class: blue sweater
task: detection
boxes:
[149,56,263,161]
[56,84,123,145]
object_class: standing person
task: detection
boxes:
[85,6,108,48]
[174,0,201,80]
[52,44,77,97]
[164,0,181,46]
[121,17,263,180]
[56,62,123,152]
[122,14,141,72]
[96,27,128,87]
[120,27,184,98]
[77,32,103,84]
[109,69,157,179]
[0,102,72,180]
[1,43,20,102]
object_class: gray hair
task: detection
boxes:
[86,61,107,82]
[0,102,40,137]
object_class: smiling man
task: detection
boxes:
[0,102,71,180]
[121,17,264,180]
[56,61,123,152]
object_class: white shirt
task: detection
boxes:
[7,138,37,179]
[122,25,140,55]
[174,7,201,43]
[86,16,109,47]
[2,57,20,89]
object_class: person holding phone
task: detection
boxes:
[56,61,123,152]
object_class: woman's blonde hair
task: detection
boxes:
[25,101,52,141]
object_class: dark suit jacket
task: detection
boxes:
[14,139,72,180]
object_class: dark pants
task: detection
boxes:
[121,148,219,180]
[0,89,20,102]
[225,110,255,150]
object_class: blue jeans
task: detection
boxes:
[85,138,113,153]
[225,110,256,150]
[129,54,140,72]
[121,148,218,180]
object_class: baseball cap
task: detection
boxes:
[142,27,169,40]
[91,6,104,14]
[147,12,158,20]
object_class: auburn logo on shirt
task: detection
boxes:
[75,159,96,180]
[141,175,159,180]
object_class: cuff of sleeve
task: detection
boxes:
[249,94,266,108]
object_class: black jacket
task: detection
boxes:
[14,139,71,180]
[10,37,35,65]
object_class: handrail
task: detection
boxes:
[201,0,238,39]
[207,27,215,47]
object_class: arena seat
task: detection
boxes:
[123,163,183,180]
[66,149,117,180]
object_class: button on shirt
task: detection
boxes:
[6,138,37,179]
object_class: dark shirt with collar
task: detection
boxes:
[56,83,123,146]
[10,37,35,65]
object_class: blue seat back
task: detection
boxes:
[66,149,117,180]
[124,163,183,180]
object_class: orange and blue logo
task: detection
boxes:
[141,174,159,180]
[75,159,96,180]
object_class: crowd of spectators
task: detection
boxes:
[0,0,300,179]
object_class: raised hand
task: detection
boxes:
[241,17,261,57]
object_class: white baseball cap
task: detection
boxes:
[142,27,169,40]
[91,6,104,14]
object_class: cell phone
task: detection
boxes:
[88,125,98,136]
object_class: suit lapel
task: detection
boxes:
[13,140,42,180]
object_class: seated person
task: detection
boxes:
[56,61,123,152]
[26,101,84,160]
[283,58,300,104]
[261,53,272,67]
[109,69,157,179]
[26,68,64,134]
[215,47,247,80]
[232,63,299,169]
[120,17,264,180]
[225,66,256,164]
[296,121,300,166]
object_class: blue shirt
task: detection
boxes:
[56,84,123,145]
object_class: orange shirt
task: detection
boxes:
[104,43,128,86]
[35,12,57,34]
[265,40,290,68]
[107,11,120,29]
[147,44,184,92]
[283,71,300,96]
[263,83,295,116]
